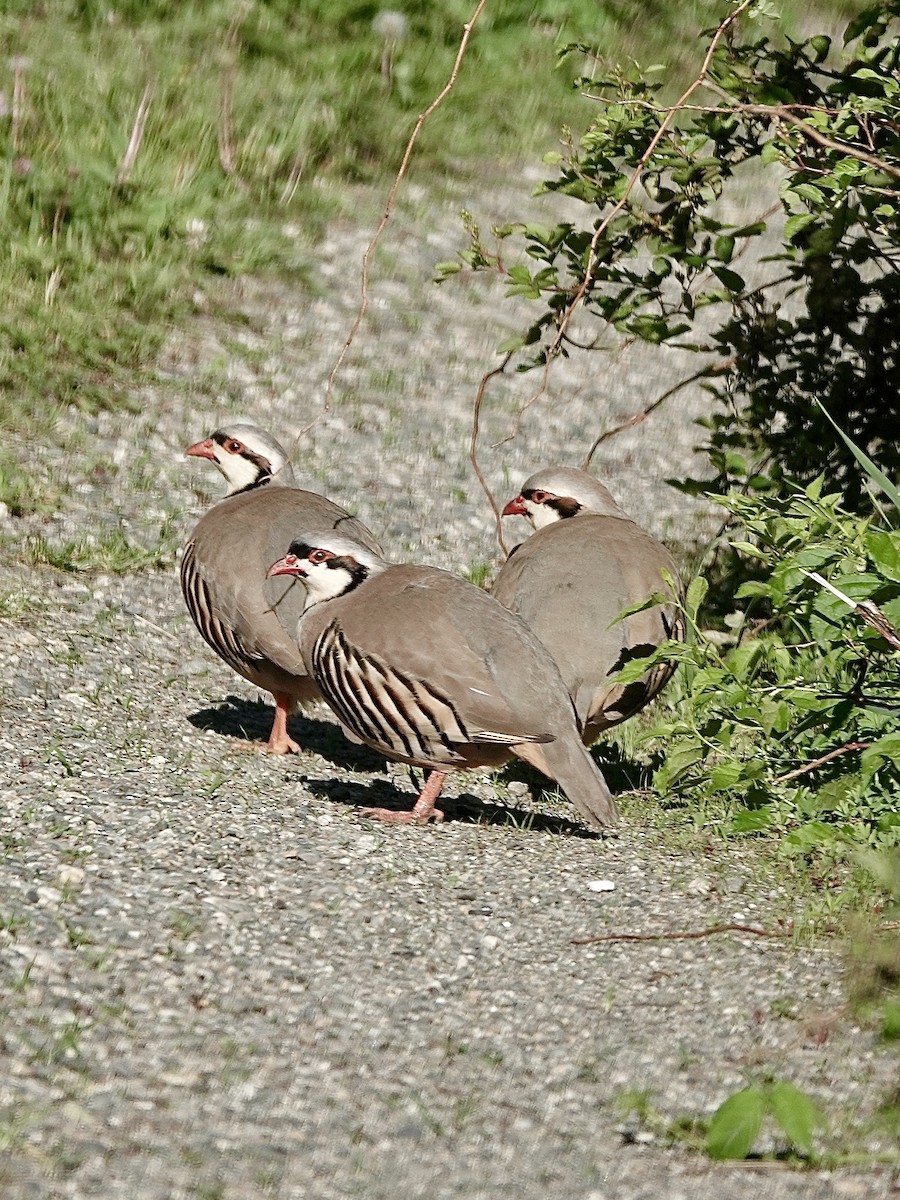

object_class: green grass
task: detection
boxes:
[22,522,179,573]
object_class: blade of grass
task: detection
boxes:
[813,398,900,513]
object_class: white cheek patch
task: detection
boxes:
[528,503,560,531]
[221,453,264,495]
[302,561,353,605]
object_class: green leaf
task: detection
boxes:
[784,213,817,241]
[861,733,900,779]
[711,265,745,293]
[706,1086,766,1160]
[761,140,782,166]
[715,235,735,263]
[731,806,774,834]
[866,531,900,579]
[686,575,709,616]
[768,1081,825,1156]
[709,761,752,792]
[730,540,767,560]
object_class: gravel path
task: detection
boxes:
[1,177,896,1198]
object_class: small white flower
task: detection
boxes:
[372,10,409,42]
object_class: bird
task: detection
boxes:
[492,466,683,745]
[267,531,620,829]
[180,422,382,754]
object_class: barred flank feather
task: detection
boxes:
[180,539,262,677]
[312,622,472,760]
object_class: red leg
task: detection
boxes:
[266,692,301,755]
[358,769,447,825]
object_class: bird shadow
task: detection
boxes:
[304,775,604,839]
[186,696,387,773]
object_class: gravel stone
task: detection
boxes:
[0,178,895,1198]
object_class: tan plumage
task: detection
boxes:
[268,533,620,828]
[181,423,381,753]
[493,466,683,745]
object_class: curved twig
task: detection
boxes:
[572,922,793,946]
[581,359,734,470]
[470,351,515,558]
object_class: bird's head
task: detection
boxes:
[185,422,296,495]
[267,533,387,608]
[502,466,626,530]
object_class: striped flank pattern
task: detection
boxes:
[180,539,262,677]
[311,622,472,761]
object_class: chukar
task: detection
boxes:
[267,531,620,828]
[181,422,381,754]
[493,466,682,745]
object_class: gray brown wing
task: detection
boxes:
[180,536,269,678]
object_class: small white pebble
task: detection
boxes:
[586,879,616,892]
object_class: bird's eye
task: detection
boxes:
[309,549,333,564]
[226,440,243,454]
[530,490,549,504]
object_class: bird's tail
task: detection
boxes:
[513,737,620,830]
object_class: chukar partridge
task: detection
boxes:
[181,422,381,754]
[267,531,620,828]
[493,466,682,745]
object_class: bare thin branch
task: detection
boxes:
[287,0,489,460]
[331,0,489,379]
[572,922,795,946]
[116,82,155,187]
[774,742,869,785]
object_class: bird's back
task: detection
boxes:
[300,564,577,751]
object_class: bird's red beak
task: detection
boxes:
[185,437,217,462]
[502,495,527,517]
[267,554,304,579]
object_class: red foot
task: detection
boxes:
[266,731,301,755]
[357,805,445,825]
[357,768,448,825]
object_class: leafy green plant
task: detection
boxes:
[705,1078,826,1160]
[624,478,900,857]
[446,1,900,509]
